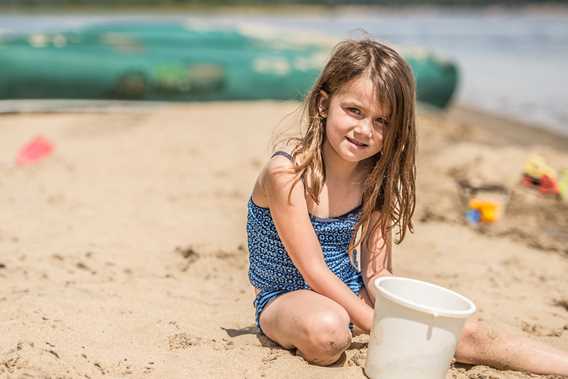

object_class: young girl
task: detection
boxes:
[246,39,568,374]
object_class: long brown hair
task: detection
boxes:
[278,38,416,254]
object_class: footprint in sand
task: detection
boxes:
[167,333,202,351]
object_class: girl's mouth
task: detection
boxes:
[346,136,368,148]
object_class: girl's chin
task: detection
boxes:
[339,149,368,163]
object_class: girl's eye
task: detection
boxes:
[375,117,389,127]
[348,107,361,116]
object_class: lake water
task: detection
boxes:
[1,9,567,135]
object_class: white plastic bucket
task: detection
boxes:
[365,276,476,379]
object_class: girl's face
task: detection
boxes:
[319,75,390,164]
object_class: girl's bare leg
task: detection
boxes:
[259,289,353,366]
[455,317,568,376]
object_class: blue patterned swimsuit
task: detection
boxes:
[246,152,364,333]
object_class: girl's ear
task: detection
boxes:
[318,90,330,118]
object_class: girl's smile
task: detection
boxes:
[345,136,368,148]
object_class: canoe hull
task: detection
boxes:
[0,22,459,107]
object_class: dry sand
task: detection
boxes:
[0,101,567,378]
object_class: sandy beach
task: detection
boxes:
[0,101,567,378]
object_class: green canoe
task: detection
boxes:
[0,22,458,108]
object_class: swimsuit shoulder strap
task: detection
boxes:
[270,150,294,162]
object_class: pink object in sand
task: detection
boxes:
[16,136,54,166]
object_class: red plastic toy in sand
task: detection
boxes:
[16,136,54,166]
[539,175,560,195]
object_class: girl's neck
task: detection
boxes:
[322,141,367,185]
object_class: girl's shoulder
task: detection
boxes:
[265,150,299,180]
[251,149,301,208]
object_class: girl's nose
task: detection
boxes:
[354,118,373,139]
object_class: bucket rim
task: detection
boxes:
[373,276,476,318]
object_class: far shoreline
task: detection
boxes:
[1,98,567,150]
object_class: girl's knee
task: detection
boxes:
[300,309,352,366]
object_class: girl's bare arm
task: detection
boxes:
[263,156,374,332]
[360,212,393,306]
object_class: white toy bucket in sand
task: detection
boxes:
[365,276,476,379]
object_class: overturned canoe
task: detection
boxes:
[0,22,458,108]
